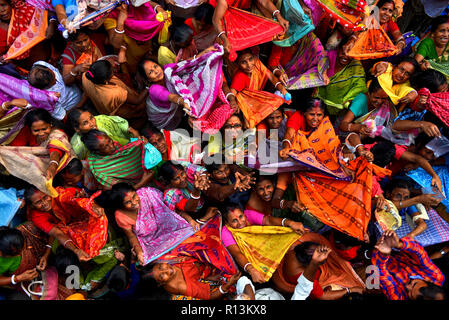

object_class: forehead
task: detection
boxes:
[227,116,241,124]
[392,187,409,194]
[397,62,414,71]
[31,120,50,129]
[238,53,253,62]
[257,179,273,187]
[306,106,324,114]
[30,190,46,202]
[269,110,283,117]
[123,191,136,200]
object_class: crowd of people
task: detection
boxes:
[0,0,449,301]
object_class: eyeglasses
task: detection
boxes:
[223,123,242,129]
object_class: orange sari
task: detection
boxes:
[288,117,391,240]
[235,58,285,128]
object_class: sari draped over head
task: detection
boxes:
[0,129,75,197]
[164,44,234,134]
[47,187,108,258]
[288,117,391,240]
[272,0,315,47]
[282,32,329,90]
[224,7,284,61]
[3,0,48,61]
[134,187,195,265]
[108,2,163,42]
[317,55,367,115]
[235,58,286,128]
[157,215,238,278]
[227,222,301,282]
[415,88,449,128]
[377,63,416,106]
[87,139,146,189]
[0,73,59,145]
[272,232,366,294]
[347,16,398,60]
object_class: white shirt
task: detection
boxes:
[291,274,314,300]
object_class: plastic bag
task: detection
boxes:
[157,11,172,45]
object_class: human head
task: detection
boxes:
[330,229,362,260]
[54,246,80,278]
[24,109,54,142]
[94,182,140,215]
[376,0,395,25]
[80,129,116,156]
[430,16,449,47]
[27,65,55,90]
[0,226,24,257]
[370,140,396,168]
[221,113,244,141]
[205,158,230,184]
[24,187,52,212]
[138,59,164,84]
[302,98,326,130]
[392,57,419,84]
[0,0,12,22]
[67,107,97,134]
[219,203,248,229]
[193,3,214,32]
[141,125,167,155]
[265,108,284,130]
[236,49,255,75]
[85,60,113,85]
[151,262,176,284]
[254,174,275,203]
[368,78,389,109]
[172,23,194,48]
[410,69,448,93]
[337,37,352,67]
[414,133,436,161]
[57,158,84,188]
[407,279,446,300]
[384,178,411,201]
[159,161,188,188]
[67,28,92,53]
[294,241,320,266]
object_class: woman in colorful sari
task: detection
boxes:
[159,160,215,231]
[104,2,166,74]
[81,59,148,129]
[81,129,156,190]
[67,107,140,160]
[0,0,56,68]
[219,203,306,284]
[414,16,449,77]
[268,32,330,90]
[24,185,108,263]
[337,78,398,140]
[272,232,366,299]
[0,109,75,197]
[230,48,288,128]
[185,3,217,52]
[279,98,391,241]
[370,57,419,112]
[141,124,202,164]
[316,39,367,116]
[62,28,104,86]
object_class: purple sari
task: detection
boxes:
[134,187,195,265]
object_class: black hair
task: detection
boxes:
[236,48,254,63]
[140,123,164,140]
[430,15,449,33]
[384,178,412,196]
[294,241,320,266]
[0,226,24,256]
[410,69,447,93]
[368,77,384,94]
[331,229,362,247]
[172,23,193,46]
[105,265,128,292]
[416,281,447,300]
[67,27,91,43]
[254,172,275,185]
[85,60,113,85]
[137,58,161,85]
[158,161,185,185]
[376,0,395,10]
[204,154,227,174]
[27,65,54,89]
[24,108,54,128]
[220,113,245,135]
[94,182,135,216]
[67,106,91,131]
[80,129,109,154]
[194,2,214,24]
[414,132,434,151]
[394,56,419,75]
[218,203,244,224]
[370,140,396,168]
[54,246,80,278]
[23,186,40,206]
[301,97,326,114]
[60,158,83,176]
